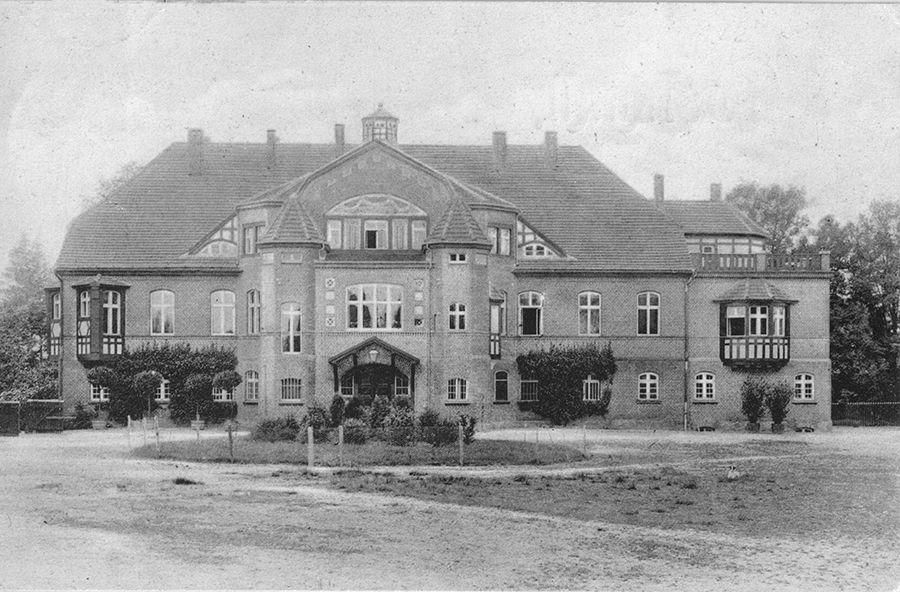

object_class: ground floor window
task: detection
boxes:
[340,374,354,397]
[245,371,259,401]
[794,374,814,399]
[494,371,509,402]
[694,373,715,400]
[520,379,538,402]
[447,378,467,401]
[90,383,109,402]
[281,378,302,402]
[582,375,601,401]
[638,373,659,400]
[394,374,410,397]
[212,387,233,402]
[154,378,170,402]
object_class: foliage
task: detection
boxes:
[68,403,95,430]
[329,395,345,427]
[104,370,161,424]
[417,409,441,428]
[252,415,301,442]
[342,418,369,444]
[765,382,793,425]
[725,182,809,255]
[177,374,213,423]
[304,406,331,431]
[368,394,392,428]
[344,395,364,420]
[80,161,144,211]
[212,370,242,392]
[740,378,768,424]
[457,414,477,444]
[382,405,416,446]
[516,342,618,425]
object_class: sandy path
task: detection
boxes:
[0,428,897,590]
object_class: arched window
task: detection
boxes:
[447,378,468,401]
[210,290,235,335]
[637,292,660,336]
[150,290,174,335]
[449,303,467,331]
[794,374,814,400]
[281,303,301,353]
[494,371,509,402]
[519,291,544,336]
[244,370,259,401]
[694,373,715,400]
[579,291,601,335]
[638,372,659,400]
[247,290,261,335]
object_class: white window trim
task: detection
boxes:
[637,292,661,336]
[578,291,602,336]
[794,374,815,400]
[447,378,468,401]
[244,371,259,401]
[449,302,467,331]
[346,284,403,331]
[281,378,303,402]
[150,290,175,336]
[210,290,236,336]
[520,379,539,402]
[518,291,544,336]
[638,372,659,400]
[247,290,261,335]
[694,373,715,400]
[90,383,110,402]
[582,375,601,401]
[494,371,509,402]
[281,302,302,354]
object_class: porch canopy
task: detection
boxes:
[327,337,420,396]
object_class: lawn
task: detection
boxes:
[133,435,587,466]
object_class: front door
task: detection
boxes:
[355,364,396,400]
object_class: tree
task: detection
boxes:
[80,161,144,211]
[725,182,809,255]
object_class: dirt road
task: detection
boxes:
[0,427,897,590]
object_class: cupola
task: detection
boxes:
[362,103,398,144]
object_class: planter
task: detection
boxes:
[190,419,206,431]
[771,423,785,434]
[745,422,760,433]
[91,420,107,430]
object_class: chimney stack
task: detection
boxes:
[334,123,345,157]
[187,128,204,176]
[710,182,722,202]
[492,131,507,171]
[653,173,664,202]
[266,129,278,170]
[544,131,558,168]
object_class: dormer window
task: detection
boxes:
[195,217,238,257]
[517,220,560,259]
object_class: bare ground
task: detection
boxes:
[0,427,897,591]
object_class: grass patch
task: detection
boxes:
[134,436,586,467]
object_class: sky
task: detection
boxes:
[1,2,898,275]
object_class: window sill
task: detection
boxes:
[279,401,304,406]
[792,400,817,405]
[692,400,718,405]
[636,399,661,404]
[445,401,470,405]
[243,401,259,405]
[493,400,511,405]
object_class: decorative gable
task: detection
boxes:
[191,216,238,257]
[517,219,563,259]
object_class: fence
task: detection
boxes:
[832,401,900,426]
[0,400,66,435]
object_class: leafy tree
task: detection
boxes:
[765,381,793,426]
[516,343,617,425]
[80,161,144,211]
[725,182,809,255]
[740,378,767,424]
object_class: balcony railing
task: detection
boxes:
[489,334,501,359]
[721,335,790,368]
[692,252,828,273]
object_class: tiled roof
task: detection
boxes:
[714,278,798,302]
[57,140,693,272]
[658,201,770,238]
[425,200,491,247]
[259,198,324,246]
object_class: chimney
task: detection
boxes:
[334,123,345,157]
[492,131,507,171]
[187,128,204,176]
[544,131,558,168]
[266,129,278,170]
[653,173,664,202]
[710,182,722,202]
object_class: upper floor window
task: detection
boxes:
[247,290,261,335]
[522,243,555,258]
[347,284,402,330]
[102,290,122,336]
[449,303,467,331]
[794,374,814,400]
[725,304,787,337]
[490,295,507,336]
[494,371,509,402]
[327,220,342,250]
[326,194,427,251]
[281,303,301,353]
[488,227,511,256]
[519,291,543,336]
[51,293,61,320]
[411,220,427,250]
[245,370,259,402]
[243,224,263,255]
[638,372,659,400]
[150,290,174,336]
[449,253,467,263]
[582,375,601,401]
[364,220,388,249]
[78,290,90,318]
[210,290,235,335]
[749,306,768,336]
[579,291,601,335]
[447,378,468,401]
[773,306,786,336]
[637,292,660,336]
[694,373,715,400]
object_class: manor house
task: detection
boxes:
[48,105,832,429]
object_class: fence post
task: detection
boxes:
[127,415,132,450]
[307,426,314,469]
[458,422,464,467]
[154,416,160,459]
[582,422,587,455]
[338,424,344,468]
[228,422,234,463]
[196,420,201,444]
[142,417,147,446]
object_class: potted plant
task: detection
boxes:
[765,381,793,433]
[740,378,766,432]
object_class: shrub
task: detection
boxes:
[329,395,346,427]
[68,402,94,430]
[344,395,364,420]
[420,420,458,446]
[369,394,391,428]
[304,406,331,431]
[343,417,369,444]
[458,414,477,444]
[418,408,441,428]
[740,378,768,424]
[172,373,214,424]
[382,405,416,446]
[252,415,301,442]
[766,381,793,425]
[516,342,618,425]
[212,370,242,392]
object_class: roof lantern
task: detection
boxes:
[362,103,398,144]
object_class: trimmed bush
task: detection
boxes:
[740,378,768,424]
[174,373,214,424]
[369,394,391,428]
[68,402,95,430]
[343,418,369,444]
[766,381,793,425]
[329,395,345,427]
[252,415,301,442]
[305,406,330,431]
[382,405,416,446]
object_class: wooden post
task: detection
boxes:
[307,426,314,469]
[154,416,160,459]
[127,416,132,450]
[583,422,587,455]
[142,417,147,446]
[228,422,234,463]
[338,425,344,468]
[536,428,539,443]
[458,422,464,467]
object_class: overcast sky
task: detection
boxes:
[1,2,898,274]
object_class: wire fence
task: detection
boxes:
[832,402,900,426]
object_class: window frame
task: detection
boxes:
[280,378,303,402]
[578,291,602,336]
[694,372,715,400]
[346,284,403,331]
[90,383,110,402]
[244,370,259,402]
[281,302,302,354]
[242,224,264,256]
[212,386,234,402]
[494,371,509,402]
[518,291,544,336]
[447,378,468,402]
[638,372,659,401]
[637,291,661,336]
[149,289,175,336]
[154,377,171,402]
[210,290,236,336]
[794,374,815,400]
[582,375,601,401]
[520,379,539,402]
[247,290,261,335]
[449,302,467,331]
[394,374,410,397]
[102,290,122,337]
